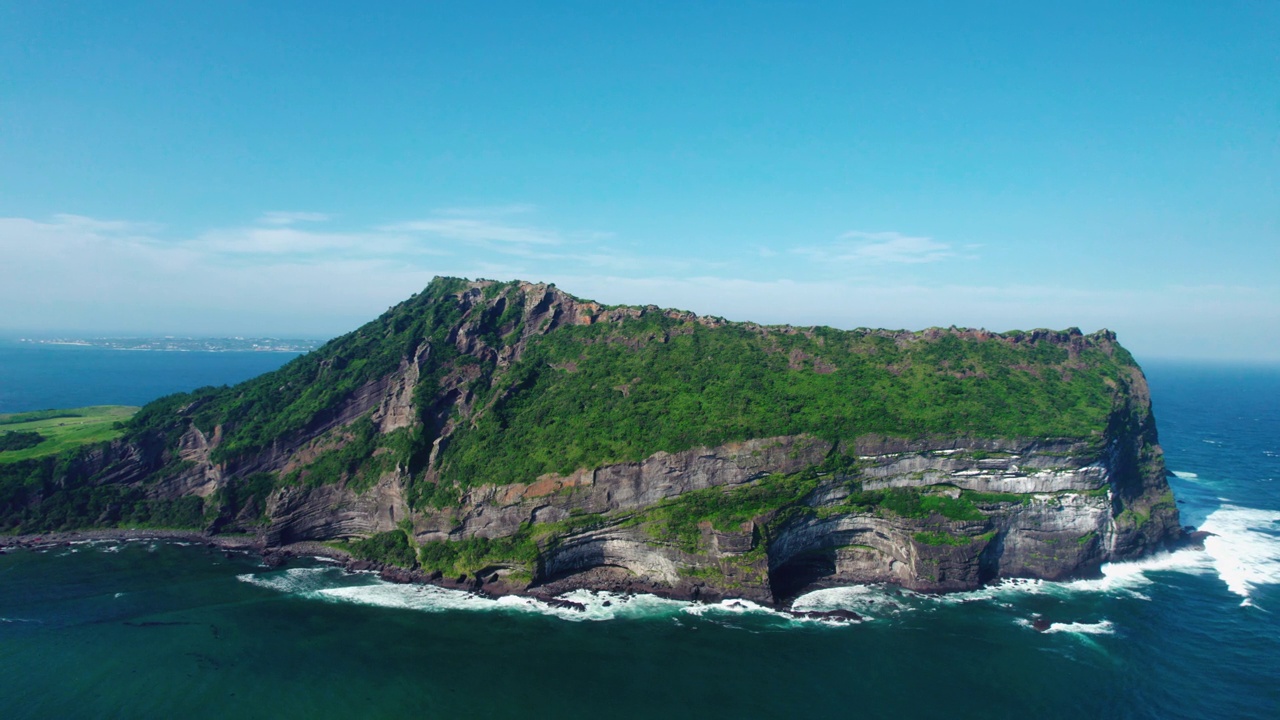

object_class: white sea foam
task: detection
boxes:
[1014,617,1115,636]
[1198,504,1280,606]
[1043,619,1115,635]
[682,598,800,623]
[237,567,348,595]
[790,585,914,618]
[236,568,685,622]
[235,567,854,625]
[789,549,1215,617]
[233,500,1280,621]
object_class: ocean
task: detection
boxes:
[1,344,1278,719]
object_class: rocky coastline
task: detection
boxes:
[0,278,1185,606]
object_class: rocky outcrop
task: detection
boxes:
[438,424,1178,604]
[32,277,1182,606]
[415,435,831,541]
[264,475,409,545]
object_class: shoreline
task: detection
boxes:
[2,527,1202,620]
[0,528,345,564]
[0,529,862,620]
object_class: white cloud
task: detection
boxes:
[383,217,562,245]
[433,203,536,217]
[47,214,163,234]
[0,210,599,335]
[547,275,1280,362]
[189,226,446,258]
[258,211,332,226]
[1,213,1276,361]
[798,231,956,264]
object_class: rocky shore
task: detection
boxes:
[0,528,889,624]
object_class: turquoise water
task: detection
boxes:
[2,349,1279,718]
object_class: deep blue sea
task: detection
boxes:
[0,340,303,412]
[2,345,1278,719]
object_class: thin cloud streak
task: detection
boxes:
[797,231,957,264]
[258,211,333,226]
[189,227,447,258]
[433,203,537,217]
[1,213,1276,360]
[383,218,562,245]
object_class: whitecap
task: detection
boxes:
[238,568,693,622]
[236,567,845,625]
[1198,504,1280,606]
[316,583,702,623]
[1043,619,1115,635]
[790,585,913,618]
[236,566,349,595]
[1015,617,1115,636]
[683,598,789,620]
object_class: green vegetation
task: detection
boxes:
[0,455,207,533]
[837,486,986,522]
[282,418,411,492]
[0,409,84,426]
[914,531,973,546]
[123,278,482,462]
[210,472,277,524]
[418,533,541,576]
[0,431,45,452]
[1,278,1147,536]
[961,489,1034,506]
[635,470,822,552]
[119,278,1139,511]
[0,406,137,464]
[346,526,419,568]
[433,293,1132,493]
[913,530,997,547]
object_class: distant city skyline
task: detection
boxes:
[2,2,1276,361]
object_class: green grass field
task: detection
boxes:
[0,406,139,464]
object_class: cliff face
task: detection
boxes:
[8,278,1182,604]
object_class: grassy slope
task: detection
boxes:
[436,318,1134,490]
[119,278,1142,504]
[0,279,1150,540]
[0,406,138,464]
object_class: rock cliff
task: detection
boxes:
[1,277,1182,604]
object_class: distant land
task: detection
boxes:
[16,337,323,353]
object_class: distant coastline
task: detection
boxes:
[15,337,322,353]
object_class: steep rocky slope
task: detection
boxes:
[0,278,1182,603]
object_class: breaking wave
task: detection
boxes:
[1013,617,1115,636]
[1198,504,1280,606]
[232,496,1280,625]
[236,567,856,626]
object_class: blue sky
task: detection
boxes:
[1,2,1276,360]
